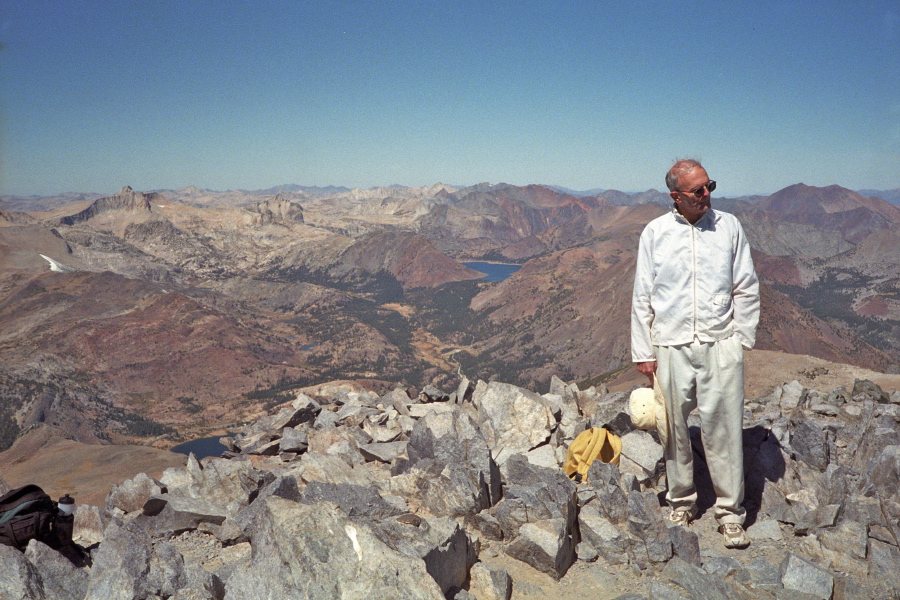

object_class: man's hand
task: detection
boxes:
[636,361,657,384]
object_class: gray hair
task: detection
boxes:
[665,159,704,192]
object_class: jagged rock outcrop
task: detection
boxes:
[2,376,900,599]
[245,194,304,225]
[56,186,157,227]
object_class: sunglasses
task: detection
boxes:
[678,180,716,198]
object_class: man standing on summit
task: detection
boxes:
[631,159,760,548]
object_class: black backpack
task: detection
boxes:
[0,484,57,550]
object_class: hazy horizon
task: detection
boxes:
[1,179,898,202]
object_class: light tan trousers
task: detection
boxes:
[655,335,746,525]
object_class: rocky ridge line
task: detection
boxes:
[1,375,899,600]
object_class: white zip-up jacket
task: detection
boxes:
[631,207,760,362]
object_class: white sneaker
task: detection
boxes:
[668,508,695,527]
[720,523,750,548]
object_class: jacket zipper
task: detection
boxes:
[691,223,697,337]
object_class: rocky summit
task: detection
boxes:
[2,374,899,600]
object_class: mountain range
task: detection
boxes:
[1,181,898,449]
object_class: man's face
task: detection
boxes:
[670,167,712,224]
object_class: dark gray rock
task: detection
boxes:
[780,552,834,600]
[300,481,403,518]
[493,455,577,540]
[419,385,450,403]
[577,502,632,566]
[788,414,831,471]
[667,524,700,567]
[852,379,890,404]
[398,407,501,517]
[585,460,629,524]
[626,490,672,564]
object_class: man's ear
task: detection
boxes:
[670,191,680,203]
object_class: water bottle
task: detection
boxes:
[55,494,76,545]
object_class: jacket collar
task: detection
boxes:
[671,205,718,227]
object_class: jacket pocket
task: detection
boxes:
[711,293,730,307]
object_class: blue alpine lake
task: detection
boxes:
[172,434,233,460]
[463,262,522,282]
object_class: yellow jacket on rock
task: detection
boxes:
[630,207,760,362]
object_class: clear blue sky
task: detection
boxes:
[2,0,898,197]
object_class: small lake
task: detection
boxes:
[171,434,233,460]
[463,262,522,283]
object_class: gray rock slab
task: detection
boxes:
[83,520,154,600]
[504,518,575,580]
[524,443,559,469]
[401,408,501,517]
[819,520,867,560]
[161,455,274,507]
[288,450,374,486]
[408,402,457,418]
[299,481,403,518]
[777,381,807,411]
[619,430,663,482]
[667,525,700,566]
[468,562,512,600]
[585,461,630,525]
[0,543,45,600]
[472,380,555,456]
[494,455,577,539]
[748,519,784,541]
[648,582,690,600]
[744,557,781,590]
[780,553,834,600]
[278,426,308,453]
[223,497,445,600]
[851,379,890,404]
[627,490,672,564]
[867,444,900,498]
[577,503,632,566]
[25,540,89,600]
[701,555,750,584]
[106,472,166,514]
[359,440,408,463]
[867,538,900,589]
[663,557,744,600]
[74,504,106,546]
[368,516,476,596]
[137,494,228,537]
